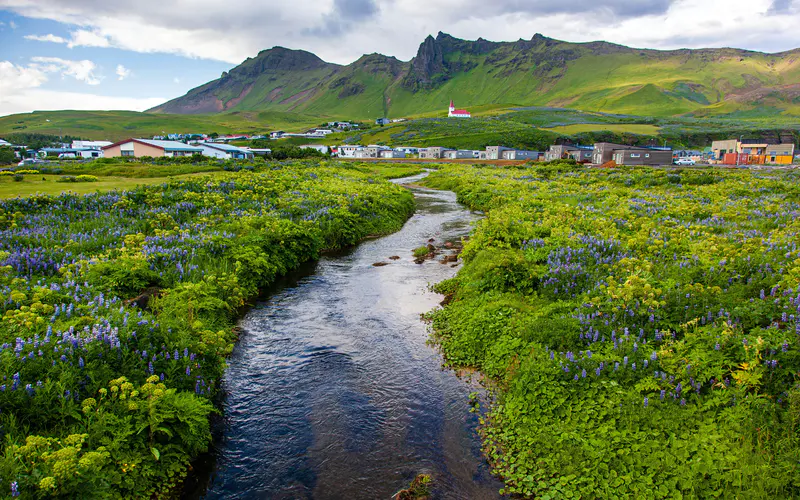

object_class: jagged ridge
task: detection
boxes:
[149,32,800,119]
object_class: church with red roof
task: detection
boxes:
[448,100,471,118]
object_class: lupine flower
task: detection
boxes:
[643,397,649,408]
[11,481,18,497]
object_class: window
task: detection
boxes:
[121,150,134,157]
[645,154,650,158]
[630,153,641,158]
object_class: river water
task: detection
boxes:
[188,175,502,499]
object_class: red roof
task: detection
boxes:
[453,109,469,113]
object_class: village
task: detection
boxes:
[3,100,798,168]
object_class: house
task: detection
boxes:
[308,129,333,137]
[0,139,11,147]
[197,142,254,159]
[335,145,364,158]
[712,138,795,165]
[299,144,330,155]
[545,145,593,162]
[270,131,285,139]
[483,146,512,160]
[766,144,795,164]
[502,150,540,161]
[419,147,447,159]
[394,147,419,155]
[592,143,630,165]
[102,139,204,158]
[71,140,112,150]
[246,148,272,156]
[376,118,391,126]
[448,100,471,118]
[444,149,476,159]
[354,146,381,158]
[40,148,103,159]
[591,143,672,165]
[380,150,406,159]
[611,147,672,166]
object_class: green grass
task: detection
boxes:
[0,110,327,141]
[0,173,205,198]
[545,123,661,134]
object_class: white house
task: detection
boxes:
[309,129,333,137]
[71,140,112,150]
[270,131,285,139]
[448,100,471,118]
[394,147,419,155]
[380,150,406,158]
[197,142,254,159]
[335,145,364,158]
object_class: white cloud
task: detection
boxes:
[68,29,110,48]
[1,0,798,65]
[30,56,102,85]
[8,20,17,29]
[23,29,110,48]
[173,77,180,84]
[116,64,131,80]
[0,61,48,94]
[24,33,68,43]
[0,58,160,116]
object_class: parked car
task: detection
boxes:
[17,158,48,167]
[673,158,696,166]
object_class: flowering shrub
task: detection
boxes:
[0,165,414,496]
[425,164,800,498]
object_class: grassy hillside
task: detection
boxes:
[148,33,800,121]
[0,110,326,142]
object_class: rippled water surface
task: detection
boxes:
[189,175,502,499]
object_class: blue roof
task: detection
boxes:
[136,139,203,152]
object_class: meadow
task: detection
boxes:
[0,162,417,497]
[423,163,800,498]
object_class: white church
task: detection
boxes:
[448,100,471,118]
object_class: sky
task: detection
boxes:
[0,0,798,117]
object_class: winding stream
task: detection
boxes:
[188,174,502,499]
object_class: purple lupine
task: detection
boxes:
[643,397,649,408]
[660,389,665,400]
[581,369,587,378]
[148,362,154,374]
[11,481,18,497]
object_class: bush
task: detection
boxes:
[0,146,15,165]
[56,175,98,183]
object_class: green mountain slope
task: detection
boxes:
[149,32,800,119]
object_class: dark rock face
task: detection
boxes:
[402,35,446,91]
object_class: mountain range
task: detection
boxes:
[150,32,800,120]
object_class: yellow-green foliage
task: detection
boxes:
[425,164,800,498]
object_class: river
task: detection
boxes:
[186,174,502,499]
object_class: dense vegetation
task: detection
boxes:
[0,163,415,497]
[424,164,800,498]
